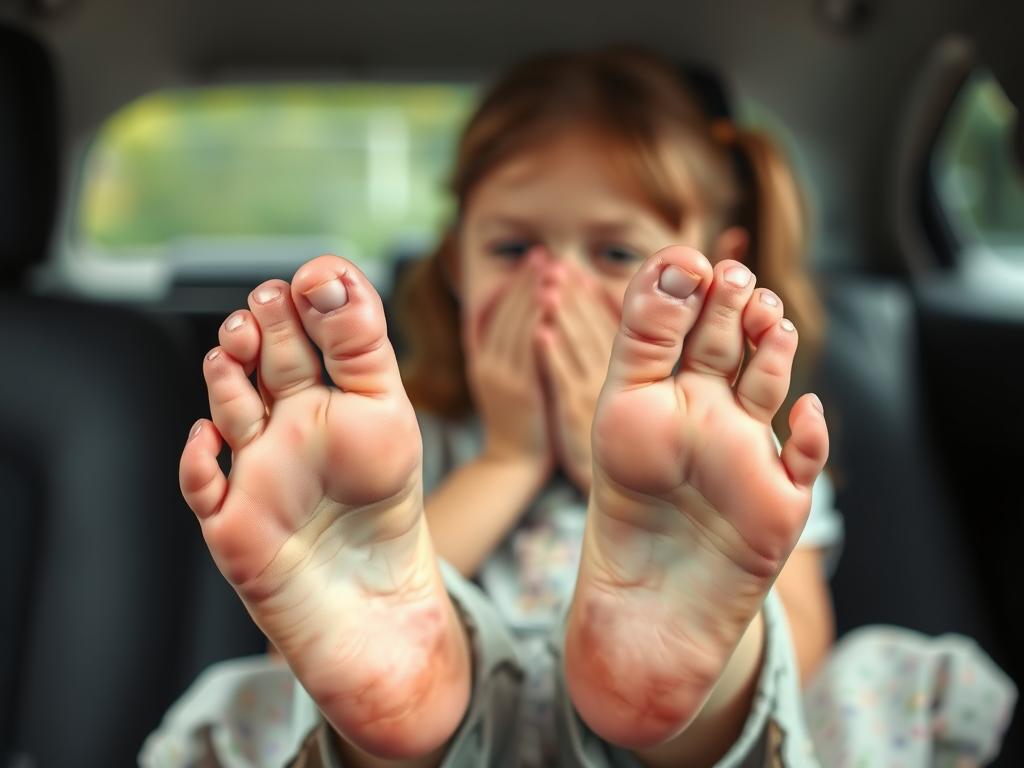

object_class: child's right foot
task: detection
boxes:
[178,255,470,759]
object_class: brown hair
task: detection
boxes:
[397,48,824,435]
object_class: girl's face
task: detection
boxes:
[457,131,707,344]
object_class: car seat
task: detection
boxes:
[0,23,235,767]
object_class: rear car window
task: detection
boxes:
[933,70,1024,262]
[72,83,476,289]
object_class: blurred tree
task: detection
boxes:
[936,71,1024,253]
[78,84,476,262]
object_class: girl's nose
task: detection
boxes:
[540,260,569,288]
[521,244,563,281]
[529,247,569,279]
[523,245,548,269]
[525,245,581,289]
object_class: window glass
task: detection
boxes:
[76,84,477,266]
[933,71,1024,259]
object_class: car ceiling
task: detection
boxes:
[3,0,1020,272]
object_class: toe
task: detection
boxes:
[204,346,267,450]
[290,254,404,397]
[180,418,228,518]
[781,394,829,489]
[248,279,322,400]
[742,289,784,344]
[218,310,261,377]
[607,245,713,388]
[681,259,756,380]
[736,317,798,423]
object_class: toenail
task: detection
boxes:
[724,266,751,288]
[759,290,779,307]
[809,394,824,414]
[188,421,203,441]
[780,318,796,332]
[658,266,702,299]
[305,277,349,314]
[206,348,221,361]
[224,313,245,331]
[254,286,281,304]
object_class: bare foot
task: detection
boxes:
[178,255,470,759]
[564,246,828,749]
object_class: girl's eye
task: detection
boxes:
[594,244,643,267]
[489,240,534,260]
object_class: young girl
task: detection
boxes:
[144,49,1014,768]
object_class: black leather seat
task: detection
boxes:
[817,277,994,645]
[1,297,202,767]
[0,24,259,767]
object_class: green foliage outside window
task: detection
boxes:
[934,71,1024,256]
[78,84,477,262]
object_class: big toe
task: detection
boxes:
[607,245,713,388]
[290,254,403,396]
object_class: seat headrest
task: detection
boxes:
[0,24,59,286]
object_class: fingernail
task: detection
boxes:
[724,266,751,288]
[224,313,245,331]
[759,290,779,307]
[253,286,281,305]
[658,265,702,299]
[206,348,221,361]
[780,318,796,332]
[188,421,203,441]
[305,277,348,314]
[809,394,824,415]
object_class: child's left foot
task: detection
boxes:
[564,246,829,748]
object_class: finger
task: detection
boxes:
[539,325,597,492]
[512,300,544,373]
[290,254,405,397]
[218,309,260,377]
[735,317,798,423]
[248,279,322,400]
[179,419,229,519]
[607,245,713,389]
[562,276,618,371]
[203,346,268,450]
[551,286,591,374]
[475,246,546,357]
[781,394,829,489]
[537,324,577,396]
[489,260,541,360]
[680,259,757,381]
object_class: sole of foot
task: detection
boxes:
[179,255,471,759]
[565,246,828,749]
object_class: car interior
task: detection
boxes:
[2,0,1022,765]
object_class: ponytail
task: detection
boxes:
[395,230,473,418]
